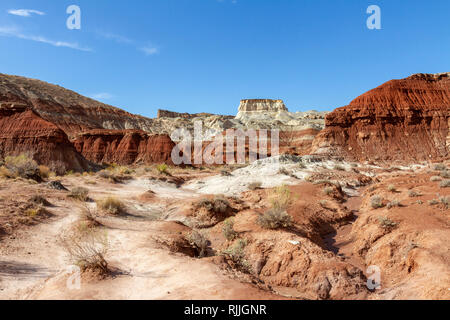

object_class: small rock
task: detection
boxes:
[47,180,68,191]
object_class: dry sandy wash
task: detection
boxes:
[0,157,449,300]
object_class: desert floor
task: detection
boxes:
[0,157,449,300]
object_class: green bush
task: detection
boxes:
[156,164,169,175]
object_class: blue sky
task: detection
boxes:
[0,0,449,118]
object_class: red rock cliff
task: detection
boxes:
[73,130,174,165]
[312,73,450,162]
[0,106,94,173]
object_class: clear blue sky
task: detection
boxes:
[0,0,449,118]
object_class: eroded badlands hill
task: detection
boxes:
[0,74,155,137]
[0,74,327,170]
[312,73,450,161]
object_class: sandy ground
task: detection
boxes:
[0,171,282,300]
[0,159,448,300]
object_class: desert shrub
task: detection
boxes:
[268,185,291,210]
[24,206,48,217]
[323,187,333,196]
[4,154,40,180]
[65,170,74,176]
[387,200,401,209]
[107,164,133,175]
[370,195,384,209]
[387,184,397,192]
[439,180,450,188]
[440,170,450,179]
[61,229,109,273]
[78,206,101,230]
[38,165,51,179]
[212,195,229,213]
[378,217,398,229]
[433,163,446,171]
[68,187,89,202]
[29,195,50,206]
[98,170,111,179]
[196,195,230,214]
[0,166,13,179]
[156,164,169,175]
[428,199,439,206]
[319,200,328,208]
[297,162,307,169]
[416,200,423,205]
[220,169,232,177]
[333,164,346,171]
[222,218,238,241]
[186,231,208,258]
[97,197,125,215]
[97,170,121,183]
[257,207,293,230]
[222,239,250,272]
[248,181,262,191]
[278,167,291,176]
[439,196,449,210]
[430,176,442,182]
[408,190,421,198]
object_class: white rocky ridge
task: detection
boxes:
[153,99,328,136]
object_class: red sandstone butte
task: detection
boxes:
[312,73,450,162]
[73,130,174,165]
[0,73,174,169]
[0,106,93,173]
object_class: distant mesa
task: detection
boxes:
[237,99,288,114]
[157,109,233,120]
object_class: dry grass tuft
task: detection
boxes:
[68,187,89,202]
[96,197,125,215]
[61,228,109,273]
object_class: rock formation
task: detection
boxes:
[0,73,155,137]
[0,74,174,169]
[237,99,288,114]
[157,109,233,120]
[0,105,93,173]
[73,130,174,165]
[312,73,450,161]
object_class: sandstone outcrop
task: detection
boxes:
[157,109,234,120]
[0,105,93,173]
[73,130,174,165]
[312,73,450,161]
[0,74,328,170]
[237,99,288,114]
